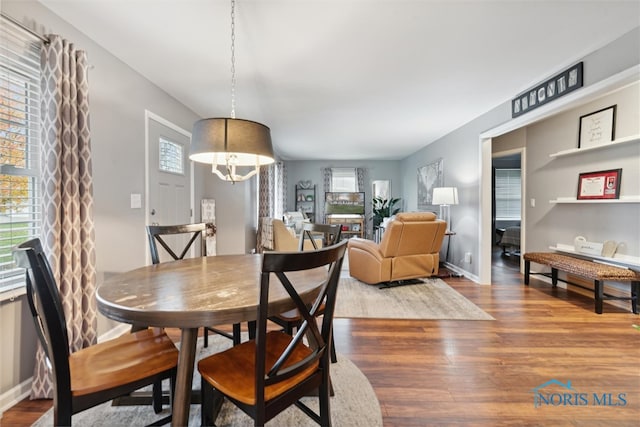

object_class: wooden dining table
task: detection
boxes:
[96,254,327,426]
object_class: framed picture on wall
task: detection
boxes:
[576,168,621,200]
[578,105,616,149]
[417,158,443,210]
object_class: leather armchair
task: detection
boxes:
[347,212,447,285]
[272,219,320,251]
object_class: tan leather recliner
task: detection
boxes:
[272,219,320,251]
[347,212,447,285]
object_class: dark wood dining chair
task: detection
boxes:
[297,222,342,251]
[271,222,343,363]
[13,238,179,426]
[146,223,241,347]
[198,240,347,427]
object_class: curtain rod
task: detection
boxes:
[1,12,50,44]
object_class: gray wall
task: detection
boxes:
[399,27,640,279]
[400,105,509,274]
[285,160,402,238]
[0,0,207,404]
[1,1,259,406]
[524,83,639,256]
[1,0,638,411]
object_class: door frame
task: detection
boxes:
[144,110,194,264]
[491,148,526,273]
[478,65,639,284]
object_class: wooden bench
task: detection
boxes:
[523,252,640,314]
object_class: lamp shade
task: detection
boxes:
[189,117,275,166]
[432,187,459,205]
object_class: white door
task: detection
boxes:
[145,112,194,263]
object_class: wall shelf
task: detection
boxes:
[549,196,640,204]
[550,196,640,204]
[549,134,640,158]
[295,184,316,222]
[551,244,640,268]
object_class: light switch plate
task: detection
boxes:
[130,193,142,209]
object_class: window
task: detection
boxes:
[0,17,42,294]
[159,137,184,174]
[331,168,357,192]
[495,168,521,220]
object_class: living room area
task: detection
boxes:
[1,1,640,426]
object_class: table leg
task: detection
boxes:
[173,328,198,426]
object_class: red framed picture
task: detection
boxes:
[577,169,622,200]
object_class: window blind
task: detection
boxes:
[0,16,42,293]
[331,167,357,192]
[495,168,521,220]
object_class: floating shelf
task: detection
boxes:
[549,134,640,158]
[551,244,640,268]
[550,196,640,204]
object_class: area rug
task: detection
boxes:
[33,335,382,427]
[335,276,494,320]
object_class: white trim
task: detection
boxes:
[492,147,527,275]
[96,323,130,343]
[0,323,133,416]
[443,262,480,283]
[0,284,26,303]
[144,110,194,265]
[0,378,32,418]
[479,65,640,285]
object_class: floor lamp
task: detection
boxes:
[432,187,459,277]
[432,187,458,232]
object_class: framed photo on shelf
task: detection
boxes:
[576,168,621,200]
[578,105,616,149]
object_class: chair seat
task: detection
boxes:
[198,331,318,405]
[70,328,179,396]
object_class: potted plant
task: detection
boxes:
[371,197,401,228]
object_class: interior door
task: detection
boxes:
[146,113,193,263]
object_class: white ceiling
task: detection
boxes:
[37,0,640,161]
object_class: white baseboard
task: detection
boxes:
[97,323,130,343]
[444,262,480,283]
[1,323,132,416]
[0,378,32,417]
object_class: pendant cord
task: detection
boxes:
[230,0,236,119]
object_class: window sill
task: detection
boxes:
[0,284,26,303]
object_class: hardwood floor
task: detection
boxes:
[3,253,639,426]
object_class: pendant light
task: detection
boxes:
[189,0,274,183]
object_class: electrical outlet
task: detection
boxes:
[464,252,472,263]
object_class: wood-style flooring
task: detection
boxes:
[3,250,639,426]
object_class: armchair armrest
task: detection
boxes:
[347,237,384,261]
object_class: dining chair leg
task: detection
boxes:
[152,379,163,413]
[233,323,241,345]
[201,377,213,427]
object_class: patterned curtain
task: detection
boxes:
[356,167,366,192]
[31,35,97,399]
[256,162,286,252]
[321,168,332,222]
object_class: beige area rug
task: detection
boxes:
[335,275,494,320]
[33,335,382,427]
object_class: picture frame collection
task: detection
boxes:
[512,62,583,118]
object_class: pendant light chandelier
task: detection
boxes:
[190,0,274,183]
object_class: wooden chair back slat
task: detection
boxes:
[12,238,178,425]
[146,223,211,264]
[258,240,346,390]
[298,222,342,251]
